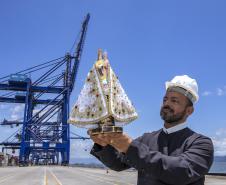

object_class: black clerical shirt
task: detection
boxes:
[91,127,214,185]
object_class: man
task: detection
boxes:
[89,75,214,185]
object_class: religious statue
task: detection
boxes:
[68,49,138,135]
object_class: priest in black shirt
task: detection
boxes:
[89,75,214,185]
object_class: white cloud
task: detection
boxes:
[202,85,226,97]
[28,106,58,123]
[202,91,212,96]
[10,104,24,120]
[211,128,226,156]
[0,103,9,109]
[215,128,226,136]
[70,139,93,159]
[216,88,225,96]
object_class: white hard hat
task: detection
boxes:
[165,75,199,103]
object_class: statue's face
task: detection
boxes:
[160,91,193,124]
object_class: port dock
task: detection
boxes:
[0,166,225,185]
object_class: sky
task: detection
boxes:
[0,0,226,161]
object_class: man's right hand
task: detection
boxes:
[89,132,110,147]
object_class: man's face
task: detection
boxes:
[160,91,192,124]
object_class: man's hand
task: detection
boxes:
[88,131,133,153]
[108,133,132,153]
[89,132,110,147]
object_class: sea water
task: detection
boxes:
[209,161,226,173]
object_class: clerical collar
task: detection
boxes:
[163,122,188,134]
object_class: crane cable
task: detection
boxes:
[0,57,64,83]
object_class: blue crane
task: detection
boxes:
[0,14,90,166]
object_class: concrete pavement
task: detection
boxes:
[0,166,224,185]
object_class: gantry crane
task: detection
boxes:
[0,14,90,166]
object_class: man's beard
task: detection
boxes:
[160,106,186,124]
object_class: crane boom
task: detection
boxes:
[70,13,90,92]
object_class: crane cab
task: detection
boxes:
[8,74,30,86]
